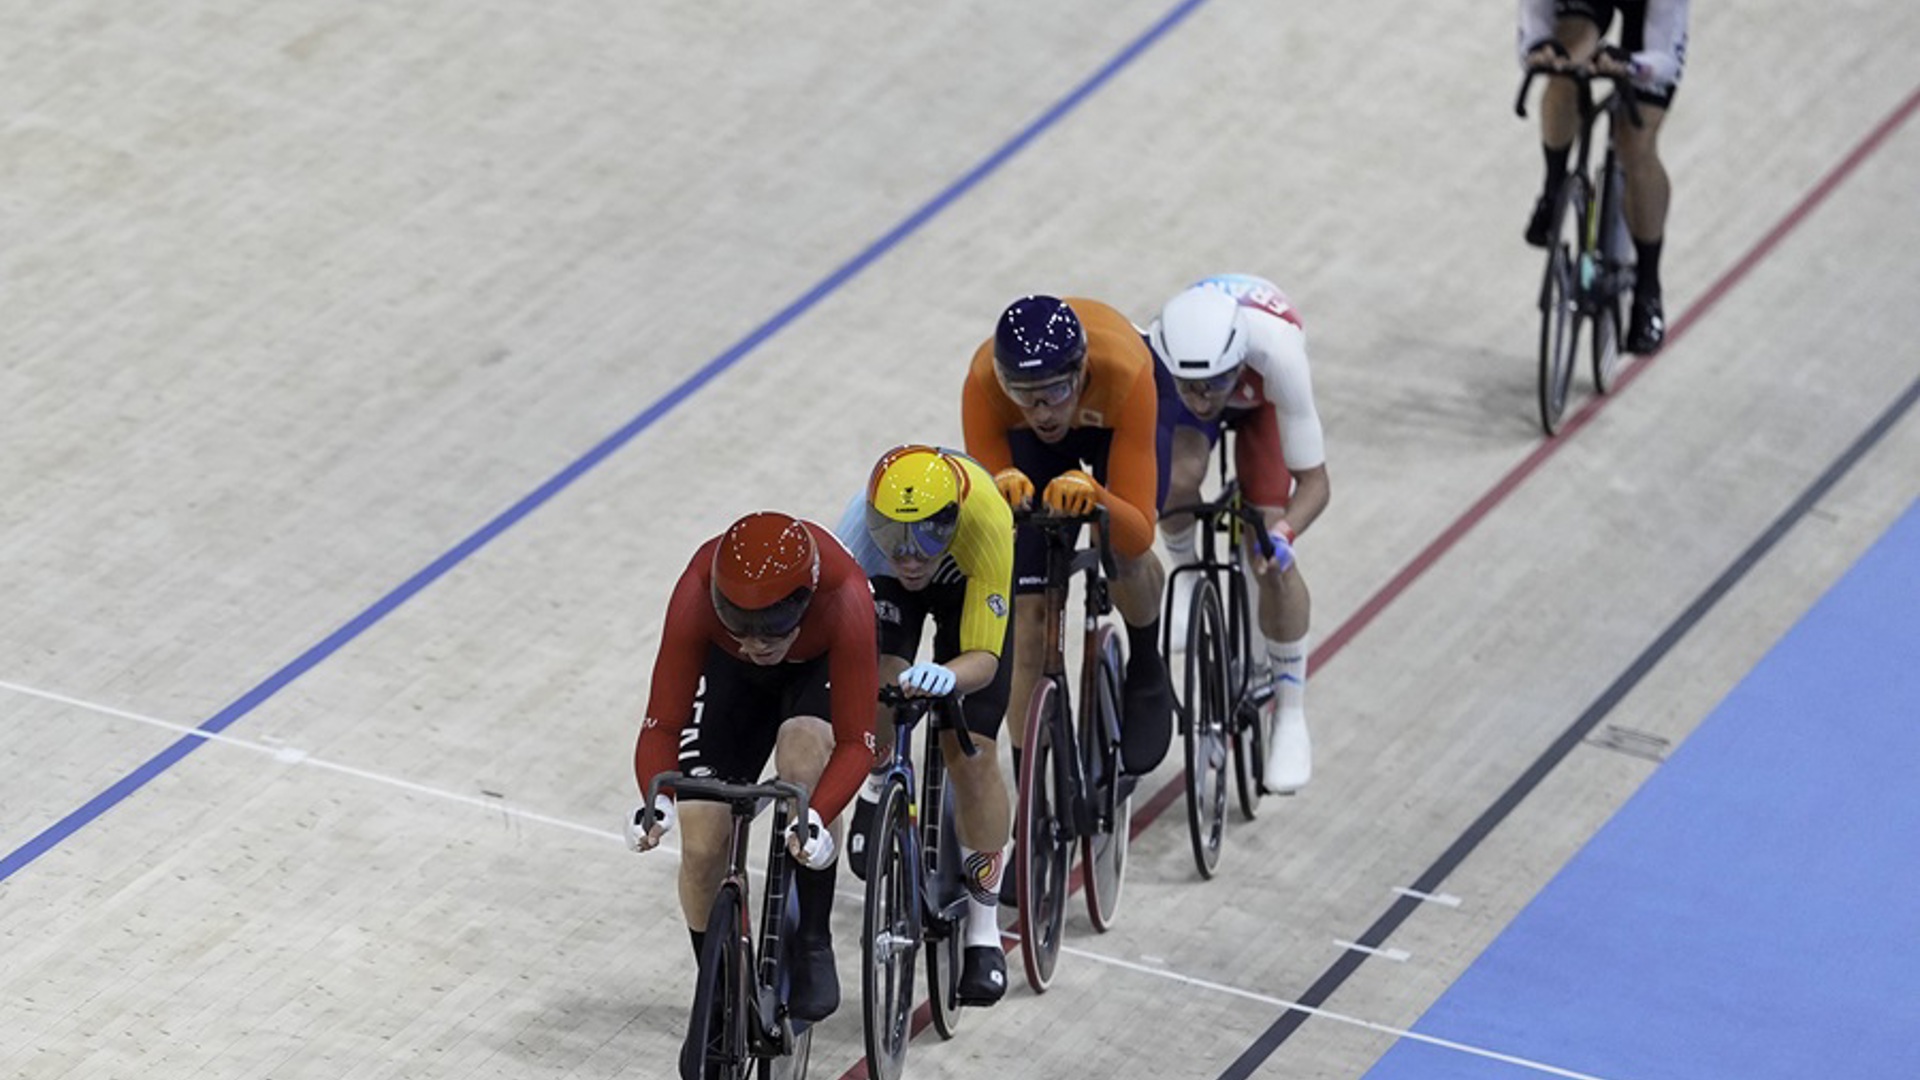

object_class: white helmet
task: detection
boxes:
[1148,285,1249,380]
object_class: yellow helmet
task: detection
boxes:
[865,445,966,560]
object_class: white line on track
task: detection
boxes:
[5,675,1615,1080]
[0,676,621,844]
[1058,945,1619,1080]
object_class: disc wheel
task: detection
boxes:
[859,781,918,1080]
[1015,678,1069,993]
[1081,624,1129,929]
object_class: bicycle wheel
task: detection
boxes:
[859,779,918,1080]
[1223,563,1263,819]
[1537,174,1588,436]
[1081,624,1129,929]
[1181,577,1231,879]
[1015,678,1069,993]
[688,884,750,1080]
[923,776,966,1040]
[1593,155,1630,394]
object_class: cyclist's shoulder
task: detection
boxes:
[1066,297,1154,371]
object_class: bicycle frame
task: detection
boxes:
[1023,506,1120,838]
[874,686,978,941]
[1518,64,1644,432]
[645,772,811,1073]
[1162,434,1274,711]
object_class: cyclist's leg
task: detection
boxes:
[1616,6,1676,355]
[1234,417,1315,792]
[1160,419,1218,645]
[1527,4,1608,243]
[676,646,785,950]
[772,661,844,1023]
[1082,428,1176,775]
[943,616,1014,1003]
[848,580,931,880]
[1002,430,1072,770]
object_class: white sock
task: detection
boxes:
[1267,636,1307,716]
[962,845,1004,949]
[1162,521,1197,565]
[857,771,884,803]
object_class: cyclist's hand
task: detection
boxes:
[1259,522,1297,575]
[625,796,675,853]
[1042,469,1102,516]
[898,661,957,698]
[1592,43,1642,81]
[994,467,1034,510]
[1524,39,1570,71]
[787,807,837,870]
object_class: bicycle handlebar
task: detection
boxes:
[878,684,980,757]
[1515,63,1644,129]
[1161,486,1277,561]
[641,771,811,833]
[1011,503,1120,580]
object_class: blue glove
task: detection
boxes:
[898,662,957,697]
[1266,525,1296,575]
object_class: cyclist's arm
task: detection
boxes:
[1516,0,1559,66]
[818,580,881,823]
[1101,358,1162,558]
[951,472,1015,658]
[1277,464,1330,538]
[633,559,711,795]
[1253,317,1326,475]
[1629,0,1688,88]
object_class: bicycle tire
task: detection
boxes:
[1015,678,1069,993]
[688,884,751,1080]
[1182,578,1231,879]
[1081,624,1129,930]
[924,772,965,1040]
[859,780,918,1080]
[1538,174,1588,436]
[1224,562,1263,819]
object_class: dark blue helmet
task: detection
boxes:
[993,296,1087,386]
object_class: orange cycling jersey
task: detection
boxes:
[960,297,1160,558]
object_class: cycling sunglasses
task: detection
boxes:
[866,503,960,562]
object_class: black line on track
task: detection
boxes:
[1217,374,1920,1079]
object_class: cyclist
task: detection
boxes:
[625,510,879,1027]
[962,295,1175,789]
[837,443,1017,1005]
[1519,0,1690,355]
[1147,275,1327,794]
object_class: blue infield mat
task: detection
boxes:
[1365,498,1920,1080]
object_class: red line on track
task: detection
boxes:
[828,79,1920,1080]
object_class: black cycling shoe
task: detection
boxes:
[846,790,876,882]
[1627,291,1667,354]
[1524,188,1559,248]
[957,945,1009,1006]
[787,937,840,1022]
[1120,655,1174,775]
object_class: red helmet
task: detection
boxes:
[711,512,820,638]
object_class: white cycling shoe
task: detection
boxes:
[1263,708,1312,794]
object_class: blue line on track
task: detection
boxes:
[0,0,1212,883]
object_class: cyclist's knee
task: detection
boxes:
[772,715,833,780]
